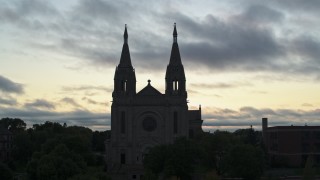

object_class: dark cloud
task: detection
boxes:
[74,0,126,24]
[235,4,284,25]
[203,107,320,130]
[24,99,55,110]
[0,75,24,94]
[60,97,83,108]
[271,0,320,13]
[0,97,18,106]
[82,97,109,106]
[2,0,320,80]
[0,0,58,30]
[290,36,320,63]
[173,13,285,71]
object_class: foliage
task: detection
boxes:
[220,144,264,180]
[234,128,262,146]
[0,162,13,180]
[27,144,87,180]
[0,118,109,179]
[144,138,201,179]
[0,117,26,133]
[143,128,265,179]
[92,130,110,152]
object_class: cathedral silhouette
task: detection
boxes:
[105,24,203,180]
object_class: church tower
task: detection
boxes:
[165,23,187,98]
[113,24,136,98]
[106,24,203,180]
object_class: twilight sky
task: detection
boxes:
[1,0,320,131]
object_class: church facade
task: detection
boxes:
[105,24,203,179]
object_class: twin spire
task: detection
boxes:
[119,23,182,68]
[115,23,185,97]
[122,23,178,44]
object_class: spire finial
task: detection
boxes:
[173,23,177,43]
[148,79,151,85]
[124,24,128,43]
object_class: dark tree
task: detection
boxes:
[0,117,26,133]
[0,162,13,180]
[27,144,86,180]
[143,138,200,179]
[92,130,110,152]
[221,144,264,179]
[234,128,261,146]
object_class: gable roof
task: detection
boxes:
[137,82,162,96]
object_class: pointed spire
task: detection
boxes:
[168,23,182,65]
[119,24,132,67]
[173,23,177,43]
[165,23,186,96]
[124,24,128,43]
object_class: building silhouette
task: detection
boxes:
[0,126,12,162]
[105,24,203,179]
[262,118,320,167]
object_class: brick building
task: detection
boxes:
[262,118,320,167]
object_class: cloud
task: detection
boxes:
[202,107,320,130]
[0,0,58,30]
[0,97,18,106]
[235,4,284,25]
[60,97,83,108]
[270,0,320,13]
[24,99,55,110]
[61,85,113,99]
[173,13,285,71]
[62,85,112,92]
[0,75,24,94]
[82,97,109,106]
[281,35,320,77]
[2,0,320,81]
[191,82,252,89]
[302,103,313,107]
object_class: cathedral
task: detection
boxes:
[105,24,203,180]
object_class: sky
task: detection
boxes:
[1,0,320,131]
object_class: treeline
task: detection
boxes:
[0,117,110,180]
[0,117,275,179]
[143,128,265,180]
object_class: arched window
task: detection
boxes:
[121,80,127,92]
[173,80,179,91]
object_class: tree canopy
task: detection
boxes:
[0,118,110,180]
[144,128,265,179]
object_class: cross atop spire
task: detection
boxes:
[124,24,128,43]
[173,23,177,43]
[118,24,132,67]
